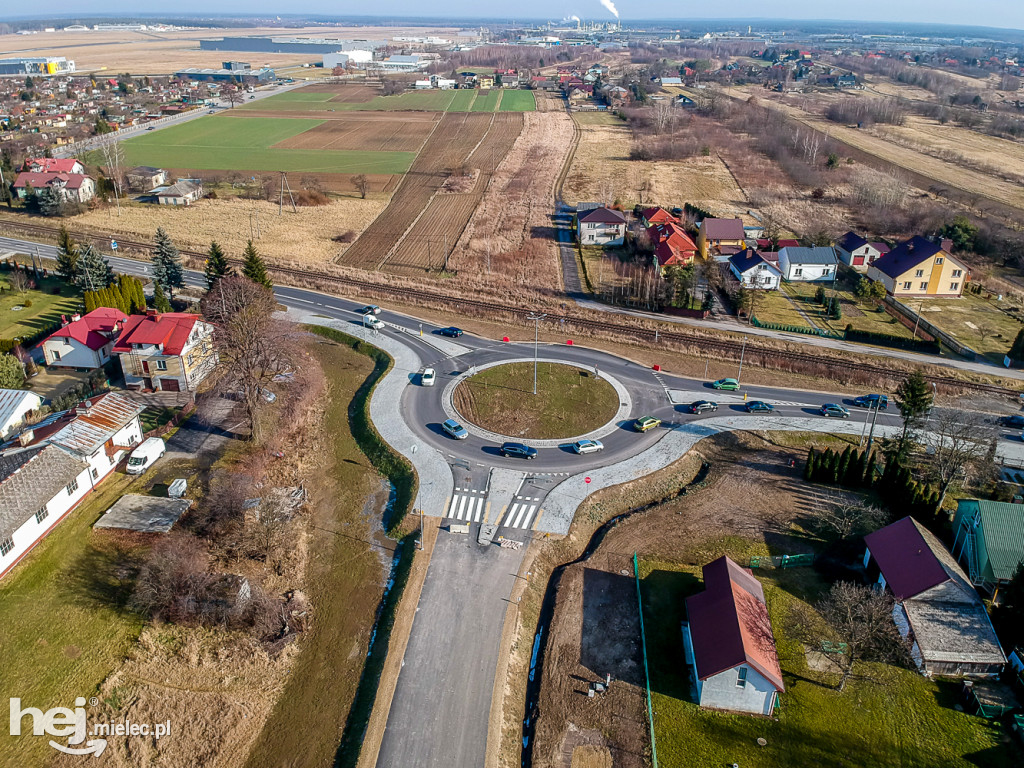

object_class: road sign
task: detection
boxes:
[585,477,591,484]
[110,240,118,250]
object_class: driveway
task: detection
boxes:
[164,395,243,460]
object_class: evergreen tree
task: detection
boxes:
[242,240,272,290]
[1010,328,1024,362]
[38,188,63,217]
[888,369,933,467]
[0,353,25,389]
[84,290,96,313]
[74,245,115,292]
[55,225,79,284]
[151,227,184,298]
[805,448,817,481]
[838,446,853,484]
[152,282,172,313]
[204,240,232,289]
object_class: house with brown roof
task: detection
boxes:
[864,517,1006,677]
[697,217,746,258]
[41,307,128,369]
[682,556,784,715]
[13,170,95,203]
[866,236,968,298]
[113,311,216,393]
[575,206,627,246]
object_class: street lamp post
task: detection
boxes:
[737,338,747,384]
[527,312,547,396]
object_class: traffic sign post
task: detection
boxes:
[110,240,118,251]
[585,477,592,484]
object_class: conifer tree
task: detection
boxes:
[1010,328,1024,363]
[74,244,115,292]
[55,225,79,284]
[151,227,184,298]
[242,240,272,290]
[152,282,172,313]
[805,448,817,481]
[84,290,97,313]
[204,240,232,289]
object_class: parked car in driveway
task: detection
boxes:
[852,394,888,410]
[745,400,774,413]
[501,442,537,459]
[689,400,718,414]
[421,368,436,387]
[442,419,468,439]
[439,327,464,338]
[1000,414,1024,428]
[572,439,604,455]
[821,403,850,418]
[712,378,740,391]
[633,416,662,432]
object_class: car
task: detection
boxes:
[421,368,436,387]
[362,315,385,330]
[572,439,604,455]
[359,305,381,315]
[249,95,256,99]
[670,206,684,217]
[146,126,156,131]
[852,394,888,410]
[633,416,662,432]
[126,437,165,475]
[439,326,464,338]
[712,378,740,391]
[442,419,468,440]
[689,400,718,414]
[820,403,850,418]
[1000,414,1024,428]
[501,442,537,459]
[745,400,774,413]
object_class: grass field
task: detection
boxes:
[782,281,916,338]
[119,114,416,174]
[640,559,1021,768]
[498,90,536,112]
[0,275,83,340]
[471,89,502,112]
[918,292,1024,363]
[448,89,478,111]
[451,361,618,439]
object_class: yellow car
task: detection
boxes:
[633,416,662,432]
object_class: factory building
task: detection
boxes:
[199,36,387,55]
[174,63,275,84]
[0,57,75,76]
[323,50,374,69]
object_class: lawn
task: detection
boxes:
[639,558,1021,768]
[750,288,816,329]
[241,89,457,112]
[573,111,623,126]
[471,89,502,112]
[117,114,416,174]
[498,90,537,112]
[782,281,916,338]
[452,361,619,439]
[447,89,478,111]
[0,274,82,341]
[0,472,146,766]
[917,292,1024,364]
[139,405,177,433]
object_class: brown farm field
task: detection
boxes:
[269,112,440,153]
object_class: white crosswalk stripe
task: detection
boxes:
[504,501,538,530]
[445,492,485,523]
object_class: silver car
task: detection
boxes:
[442,419,468,440]
[572,439,604,455]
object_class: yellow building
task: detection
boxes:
[866,237,969,298]
[697,217,746,258]
[477,76,494,89]
[113,311,217,393]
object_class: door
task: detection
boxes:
[160,378,180,392]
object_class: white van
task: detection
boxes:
[127,437,166,475]
[363,314,385,330]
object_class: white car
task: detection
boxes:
[421,368,436,387]
[572,439,604,455]
[363,315,385,330]
[126,437,166,475]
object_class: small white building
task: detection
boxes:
[575,206,627,246]
[41,307,128,370]
[728,250,782,290]
[154,180,203,206]
[682,556,784,715]
[0,390,43,440]
[834,231,888,273]
[778,246,838,282]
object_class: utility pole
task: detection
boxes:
[866,398,881,453]
[737,338,747,383]
[527,312,547,395]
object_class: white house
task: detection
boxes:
[777,246,838,282]
[12,171,96,203]
[41,307,127,370]
[0,390,43,439]
[576,206,627,246]
[155,180,203,206]
[728,250,782,290]
[0,444,91,580]
[834,231,888,273]
[682,556,784,715]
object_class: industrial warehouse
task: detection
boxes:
[0,56,75,75]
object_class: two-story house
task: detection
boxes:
[697,217,746,258]
[867,237,969,298]
[113,311,217,393]
[575,206,627,246]
[42,307,128,370]
[729,250,782,289]
[13,171,96,203]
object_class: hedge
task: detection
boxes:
[843,327,941,354]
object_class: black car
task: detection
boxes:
[689,400,718,414]
[852,394,888,410]
[501,442,537,459]
[1000,414,1024,429]
[439,326,464,338]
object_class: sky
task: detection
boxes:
[4,2,1024,33]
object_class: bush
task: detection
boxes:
[293,189,330,207]
[23,299,32,308]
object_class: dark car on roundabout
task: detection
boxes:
[501,442,537,459]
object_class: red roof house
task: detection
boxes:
[684,556,784,715]
[639,207,677,227]
[649,222,698,269]
[13,171,96,203]
[42,308,128,369]
[24,157,84,174]
[113,312,217,393]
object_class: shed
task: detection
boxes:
[953,499,1024,600]
[93,494,192,533]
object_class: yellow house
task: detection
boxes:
[866,236,969,298]
[113,311,217,393]
[697,217,746,258]
[478,76,494,89]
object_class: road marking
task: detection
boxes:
[445,491,486,522]
[506,502,538,529]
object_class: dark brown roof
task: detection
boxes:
[864,517,950,600]
[701,217,745,240]
[578,207,626,224]
[686,556,784,692]
[870,236,958,279]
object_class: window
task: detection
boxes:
[935,257,944,265]
[52,350,61,361]
[914,269,924,278]
[91,468,98,480]
[950,282,960,291]
[737,667,748,687]
[0,537,13,557]
[186,353,194,366]
[952,269,963,278]
[35,506,48,524]
[902,282,912,290]
[920,282,929,290]
[66,478,78,495]
[794,268,803,276]
[156,360,168,371]
[109,453,116,465]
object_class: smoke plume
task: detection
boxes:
[599,0,619,18]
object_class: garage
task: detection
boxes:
[160,378,181,392]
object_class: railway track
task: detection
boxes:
[1,217,1018,398]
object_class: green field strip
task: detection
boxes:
[498,90,537,112]
[124,115,325,149]
[471,89,501,112]
[447,89,478,111]
[118,145,416,174]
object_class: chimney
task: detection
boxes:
[940,238,953,253]
[71,312,81,322]
[146,309,158,317]
[18,429,34,447]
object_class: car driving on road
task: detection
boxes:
[359,305,381,315]
[852,394,888,410]
[442,419,468,440]
[572,439,604,455]
[1000,414,1024,428]
[821,403,850,418]
[421,368,436,387]
[501,442,537,459]
[633,416,662,432]
[712,378,740,391]
[439,327,464,338]
[689,400,718,414]
[745,400,774,413]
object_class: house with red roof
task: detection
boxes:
[638,206,676,227]
[13,171,95,203]
[864,517,1006,677]
[683,556,784,715]
[42,307,128,369]
[649,221,698,269]
[113,311,217,393]
[24,157,84,174]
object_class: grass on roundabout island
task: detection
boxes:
[452,362,619,440]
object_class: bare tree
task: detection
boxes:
[9,269,29,297]
[200,276,297,442]
[815,497,888,542]
[352,173,370,200]
[100,139,126,216]
[652,100,676,134]
[926,409,998,513]
[223,86,243,109]
[815,582,910,692]
[244,493,297,574]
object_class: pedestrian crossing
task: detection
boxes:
[445,488,486,523]
[501,496,542,530]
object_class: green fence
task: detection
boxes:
[751,316,843,339]
[749,553,815,569]
[634,552,659,768]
